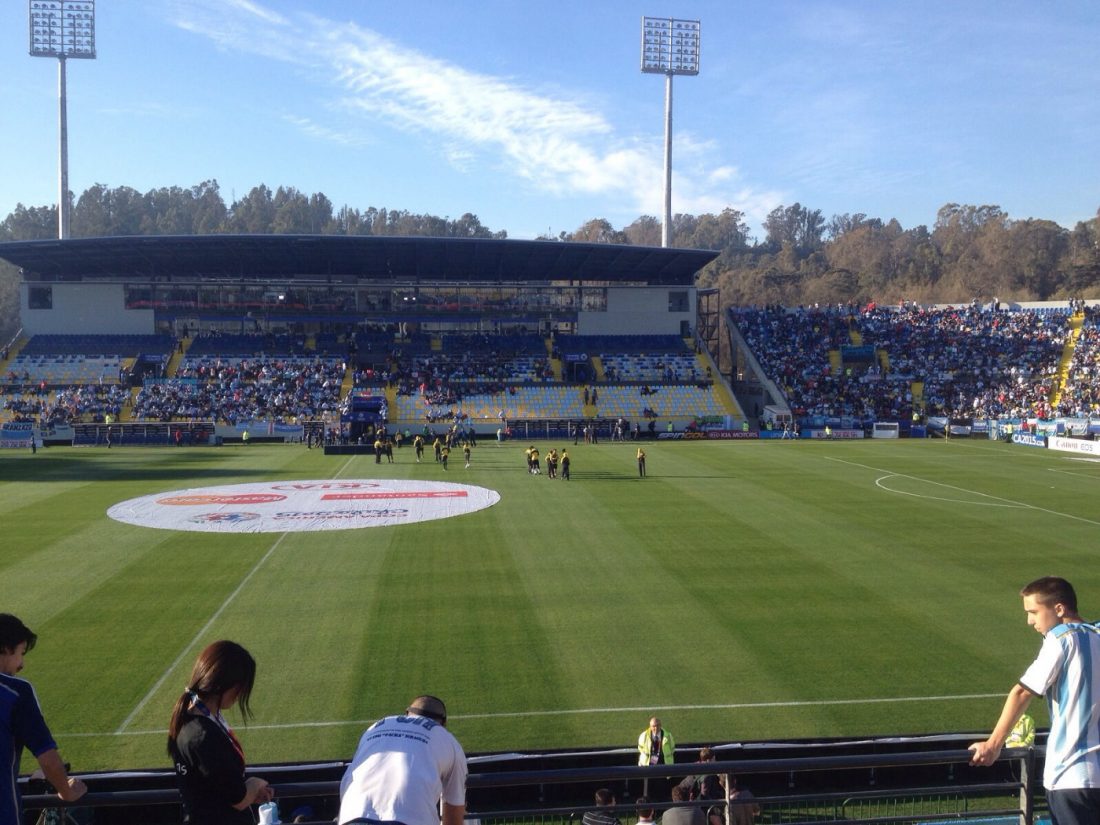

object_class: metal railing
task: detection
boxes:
[22,747,1041,825]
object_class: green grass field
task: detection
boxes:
[3,437,1099,772]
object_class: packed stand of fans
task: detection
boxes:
[3,384,129,424]
[863,303,1067,419]
[731,302,1072,423]
[731,304,910,422]
[132,356,345,424]
[1056,305,1100,418]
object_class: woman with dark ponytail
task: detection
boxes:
[167,641,273,825]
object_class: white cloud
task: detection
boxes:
[169,0,768,227]
[282,115,369,148]
[224,0,288,26]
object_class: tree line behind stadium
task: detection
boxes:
[2,181,1098,344]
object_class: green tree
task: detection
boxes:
[624,215,661,247]
[271,186,312,233]
[566,218,626,244]
[449,213,494,239]
[192,180,228,234]
[0,204,57,241]
[1005,219,1069,298]
[827,212,881,240]
[764,203,825,253]
[684,208,750,252]
[310,192,335,234]
[142,185,197,235]
[228,185,276,233]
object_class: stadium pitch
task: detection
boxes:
[3,438,1098,772]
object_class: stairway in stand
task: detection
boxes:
[1048,310,1085,409]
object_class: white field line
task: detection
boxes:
[116,456,362,733]
[1048,468,1100,481]
[874,476,1024,508]
[76,692,1006,738]
[115,532,291,733]
[826,456,1100,528]
[332,456,359,479]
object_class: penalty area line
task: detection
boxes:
[84,693,1003,738]
[874,475,1023,508]
[826,456,1100,528]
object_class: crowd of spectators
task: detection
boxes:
[7,312,1096,430]
[732,304,910,422]
[3,384,128,424]
[1056,306,1100,418]
[131,357,344,424]
[872,303,1067,419]
[731,302,1075,422]
[392,353,552,393]
[353,334,553,424]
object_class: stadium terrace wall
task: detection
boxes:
[20,282,155,335]
[0,235,718,338]
[579,286,694,336]
[16,282,694,337]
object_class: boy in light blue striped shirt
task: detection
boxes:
[970,577,1100,825]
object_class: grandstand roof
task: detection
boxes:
[0,235,718,286]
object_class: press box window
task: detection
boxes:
[29,286,53,310]
[668,291,688,312]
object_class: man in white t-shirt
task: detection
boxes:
[969,577,1100,825]
[339,695,467,825]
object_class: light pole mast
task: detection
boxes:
[29,0,97,240]
[58,53,69,239]
[641,17,700,248]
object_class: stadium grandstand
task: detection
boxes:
[1,235,1099,446]
[726,299,1100,440]
[0,234,739,446]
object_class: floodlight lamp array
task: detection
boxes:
[29,0,96,59]
[640,16,700,75]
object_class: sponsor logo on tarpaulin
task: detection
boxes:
[189,512,261,524]
[159,494,287,506]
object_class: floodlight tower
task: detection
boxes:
[29,0,96,240]
[641,17,700,248]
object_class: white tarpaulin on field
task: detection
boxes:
[107,479,500,533]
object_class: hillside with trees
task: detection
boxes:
[2,181,1098,345]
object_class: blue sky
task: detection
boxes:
[1,0,1097,240]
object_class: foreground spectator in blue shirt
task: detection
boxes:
[0,614,87,825]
